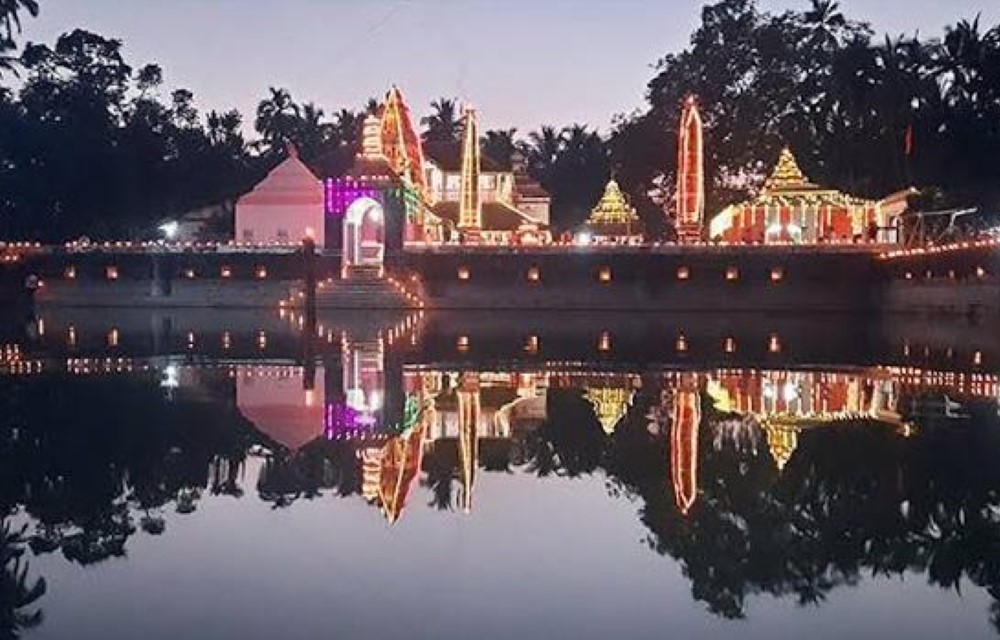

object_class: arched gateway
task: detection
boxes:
[342,197,385,277]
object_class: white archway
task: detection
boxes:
[343,197,385,276]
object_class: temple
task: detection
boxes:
[582,178,643,244]
[235,146,325,247]
[323,87,551,272]
[710,148,898,244]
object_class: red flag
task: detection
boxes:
[904,124,914,157]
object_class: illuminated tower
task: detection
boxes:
[670,379,701,515]
[458,105,482,241]
[457,374,481,513]
[675,96,705,243]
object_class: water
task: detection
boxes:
[1,308,999,639]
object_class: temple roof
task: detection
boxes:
[237,149,324,206]
[749,148,876,207]
[584,179,642,237]
[432,201,544,231]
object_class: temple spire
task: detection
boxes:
[676,96,705,243]
[458,104,482,238]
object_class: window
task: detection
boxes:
[458,266,470,281]
[598,266,612,283]
[105,266,119,280]
[770,267,784,283]
[220,266,232,278]
[725,266,739,281]
[677,266,690,281]
[527,266,541,283]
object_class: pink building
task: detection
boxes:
[235,148,326,248]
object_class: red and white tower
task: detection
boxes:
[675,96,705,243]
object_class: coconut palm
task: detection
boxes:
[254,87,301,154]
[0,0,38,39]
[0,520,46,639]
[481,128,518,166]
[420,97,462,144]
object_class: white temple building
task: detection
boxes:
[235,147,326,248]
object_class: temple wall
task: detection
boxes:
[405,248,879,312]
[235,203,326,249]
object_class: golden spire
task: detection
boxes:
[584,386,634,435]
[763,420,799,472]
[763,147,816,192]
[457,379,481,514]
[588,178,640,227]
[458,104,482,233]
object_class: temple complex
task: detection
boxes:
[582,178,643,243]
[710,148,898,244]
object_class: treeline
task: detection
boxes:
[1,0,999,241]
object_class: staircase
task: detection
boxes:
[287,270,423,310]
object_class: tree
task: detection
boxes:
[481,128,517,167]
[0,0,38,40]
[254,87,300,156]
[421,97,462,142]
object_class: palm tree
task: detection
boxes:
[0,0,39,39]
[0,36,16,78]
[803,0,849,51]
[481,128,518,166]
[331,108,364,149]
[420,97,462,144]
[0,520,46,639]
[295,102,332,159]
[526,125,565,177]
[254,87,300,154]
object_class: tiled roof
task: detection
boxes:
[431,201,544,231]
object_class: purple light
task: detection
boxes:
[324,402,378,440]
[325,179,382,217]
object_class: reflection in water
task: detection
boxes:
[1,310,1000,637]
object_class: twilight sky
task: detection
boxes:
[16,0,1000,134]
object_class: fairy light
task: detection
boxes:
[676,96,705,243]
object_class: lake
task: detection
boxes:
[1,308,999,640]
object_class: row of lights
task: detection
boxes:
[880,237,1000,260]
[454,333,785,355]
[902,266,989,281]
[457,265,786,284]
[70,265,272,281]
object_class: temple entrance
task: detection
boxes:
[343,197,385,277]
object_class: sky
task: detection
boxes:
[15,0,1000,135]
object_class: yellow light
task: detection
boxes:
[974,351,983,366]
[187,332,196,349]
[724,337,737,353]
[977,266,986,278]
[255,266,267,279]
[677,266,690,281]
[305,389,315,407]
[770,267,784,282]
[458,266,470,281]
[222,331,231,350]
[598,331,612,352]
[676,334,688,353]
[525,335,539,354]
[184,268,196,279]
[457,336,470,352]
[257,331,267,350]
[527,266,541,283]
[725,266,739,281]
[221,266,232,278]
[107,328,119,348]
[905,272,913,280]
[768,334,781,353]
[598,266,612,283]
[106,266,119,280]
[65,266,76,279]
[68,325,77,347]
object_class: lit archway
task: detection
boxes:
[343,197,385,276]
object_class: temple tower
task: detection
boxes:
[671,378,701,515]
[675,96,705,243]
[458,105,483,241]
